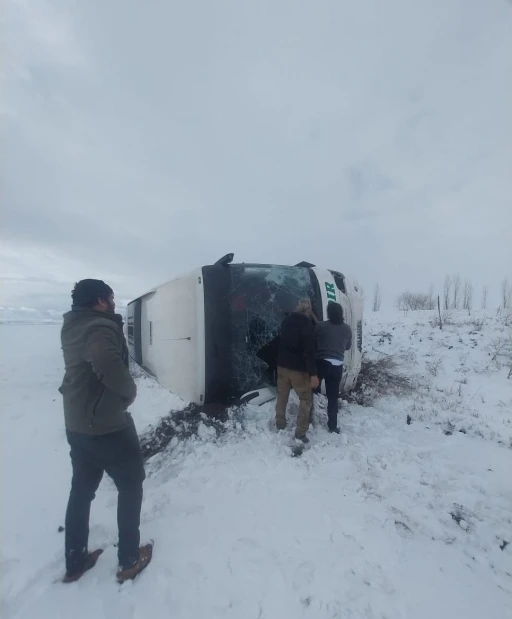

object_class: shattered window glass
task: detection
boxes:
[228,265,318,394]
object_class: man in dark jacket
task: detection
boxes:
[59,279,152,584]
[275,299,319,442]
[315,301,352,433]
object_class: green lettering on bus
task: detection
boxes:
[325,282,337,301]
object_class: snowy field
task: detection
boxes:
[1,311,511,618]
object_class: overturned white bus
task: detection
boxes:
[126,254,363,406]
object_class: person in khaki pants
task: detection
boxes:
[275,299,319,442]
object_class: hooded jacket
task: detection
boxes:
[315,320,352,362]
[59,307,137,435]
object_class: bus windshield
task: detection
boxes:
[228,264,320,395]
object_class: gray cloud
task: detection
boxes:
[2,0,511,311]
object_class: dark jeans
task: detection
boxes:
[317,359,343,431]
[65,417,145,574]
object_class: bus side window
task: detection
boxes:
[329,270,347,294]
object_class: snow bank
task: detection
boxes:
[361,309,512,444]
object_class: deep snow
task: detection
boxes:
[1,311,511,618]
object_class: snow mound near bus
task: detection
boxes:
[359,309,512,445]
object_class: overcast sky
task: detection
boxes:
[2,0,511,311]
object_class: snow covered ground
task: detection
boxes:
[1,311,511,618]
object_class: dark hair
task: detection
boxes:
[72,279,113,308]
[327,301,343,325]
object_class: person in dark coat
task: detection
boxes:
[275,299,319,442]
[315,301,352,433]
[59,279,152,583]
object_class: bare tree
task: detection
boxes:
[481,285,488,309]
[427,284,435,310]
[452,274,462,309]
[443,275,452,310]
[372,283,381,312]
[502,278,511,309]
[396,291,431,311]
[462,280,473,312]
